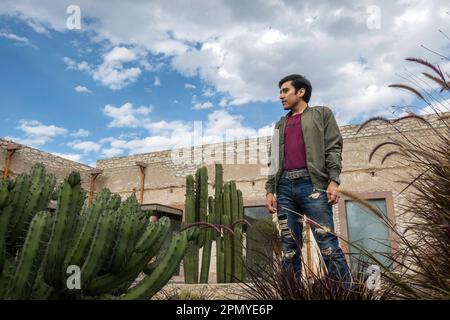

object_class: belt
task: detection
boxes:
[281,168,310,180]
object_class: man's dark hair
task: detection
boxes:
[278,74,312,103]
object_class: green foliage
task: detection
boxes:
[0,163,193,300]
[183,163,246,283]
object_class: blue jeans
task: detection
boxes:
[276,175,351,286]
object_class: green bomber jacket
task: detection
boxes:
[265,105,343,195]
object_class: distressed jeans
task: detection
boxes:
[276,175,351,287]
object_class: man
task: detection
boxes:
[265,74,351,287]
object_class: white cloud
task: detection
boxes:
[51,152,82,163]
[26,20,50,35]
[3,0,450,123]
[0,31,36,48]
[193,101,214,110]
[64,46,142,90]
[101,147,124,158]
[69,141,102,153]
[101,108,272,154]
[74,85,91,93]
[153,76,161,86]
[71,129,90,138]
[104,46,137,62]
[202,87,215,97]
[394,8,430,31]
[103,102,153,128]
[92,53,141,90]
[0,31,28,43]
[185,83,196,89]
[6,120,68,146]
[63,57,92,72]
[219,97,228,107]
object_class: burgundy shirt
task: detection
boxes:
[283,113,307,170]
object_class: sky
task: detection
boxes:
[0,0,449,166]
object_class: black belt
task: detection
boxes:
[281,168,310,180]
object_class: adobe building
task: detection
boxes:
[1,111,447,283]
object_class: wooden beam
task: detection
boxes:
[87,168,103,206]
[136,162,147,204]
[2,143,20,178]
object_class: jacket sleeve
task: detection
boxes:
[323,107,343,178]
[264,123,280,195]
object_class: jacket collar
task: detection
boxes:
[284,104,310,119]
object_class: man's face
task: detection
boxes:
[279,81,305,110]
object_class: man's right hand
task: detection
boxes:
[266,193,277,214]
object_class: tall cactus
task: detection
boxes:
[214,164,225,283]
[0,163,195,300]
[199,196,215,283]
[183,175,197,283]
[182,163,247,284]
[44,171,84,288]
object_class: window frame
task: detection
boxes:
[337,191,398,264]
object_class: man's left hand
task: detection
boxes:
[327,181,340,204]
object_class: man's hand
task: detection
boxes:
[327,181,340,204]
[266,193,277,214]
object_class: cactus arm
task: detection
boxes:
[117,232,188,300]
[8,211,51,299]
[199,196,215,283]
[135,216,170,253]
[79,211,115,287]
[64,189,109,271]
[183,175,197,283]
[44,172,82,288]
[9,165,53,250]
[223,182,233,282]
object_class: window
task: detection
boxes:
[338,192,397,272]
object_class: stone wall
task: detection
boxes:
[0,138,94,189]
[95,112,447,212]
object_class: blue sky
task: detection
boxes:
[0,1,449,166]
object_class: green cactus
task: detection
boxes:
[1,163,192,300]
[115,231,189,300]
[222,182,233,282]
[183,175,196,283]
[9,165,55,251]
[199,196,215,283]
[80,211,116,287]
[214,164,225,283]
[85,217,172,296]
[182,164,247,284]
[236,189,246,281]
[0,179,9,209]
[8,211,51,299]
[44,171,84,288]
[197,167,208,247]
[65,188,109,272]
